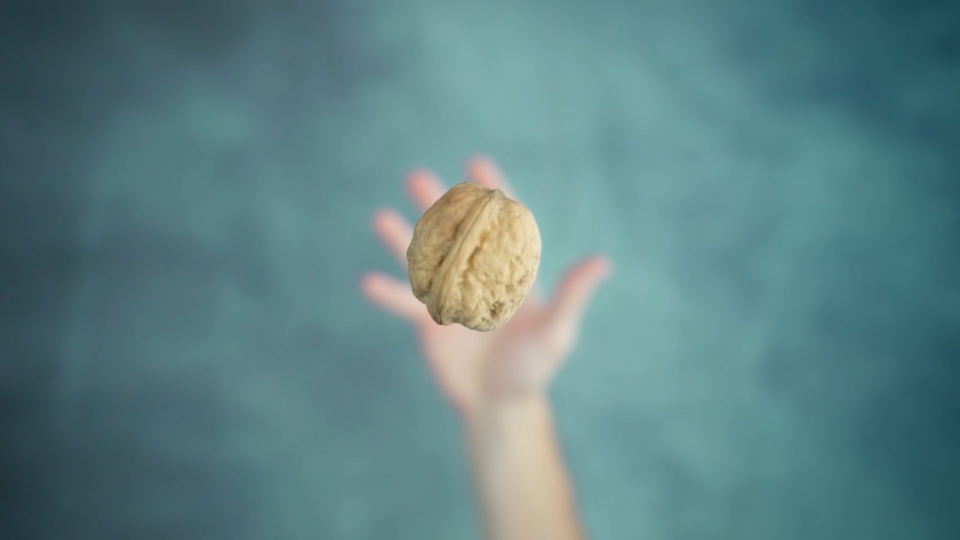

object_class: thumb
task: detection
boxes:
[542,255,613,353]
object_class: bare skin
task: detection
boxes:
[360,156,612,540]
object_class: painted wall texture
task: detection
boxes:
[2,0,958,538]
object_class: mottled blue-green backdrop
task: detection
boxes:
[2,0,958,538]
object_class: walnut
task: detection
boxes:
[406,182,541,331]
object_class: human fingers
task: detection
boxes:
[407,169,446,212]
[467,155,517,199]
[466,155,548,303]
[372,208,413,267]
[360,272,427,322]
[542,256,613,349]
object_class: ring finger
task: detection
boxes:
[372,208,413,268]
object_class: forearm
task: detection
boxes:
[463,394,585,540]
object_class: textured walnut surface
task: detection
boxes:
[407,182,541,331]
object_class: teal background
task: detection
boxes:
[2,0,958,538]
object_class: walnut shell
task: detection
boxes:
[406,182,541,332]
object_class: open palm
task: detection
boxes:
[360,157,612,417]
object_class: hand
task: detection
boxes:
[360,156,613,418]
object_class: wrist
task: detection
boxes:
[461,392,552,439]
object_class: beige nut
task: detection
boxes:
[406,182,541,332]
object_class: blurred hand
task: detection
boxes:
[360,156,612,418]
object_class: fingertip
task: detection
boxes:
[592,255,614,280]
[552,256,613,313]
[413,168,447,190]
[467,154,493,172]
[406,168,431,189]
[572,255,613,284]
[371,207,390,230]
[371,208,402,235]
[359,271,425,322]
[407,168,445,210]
[359,271,382,296]
[467,155,506,190]
[359,272,399,307]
